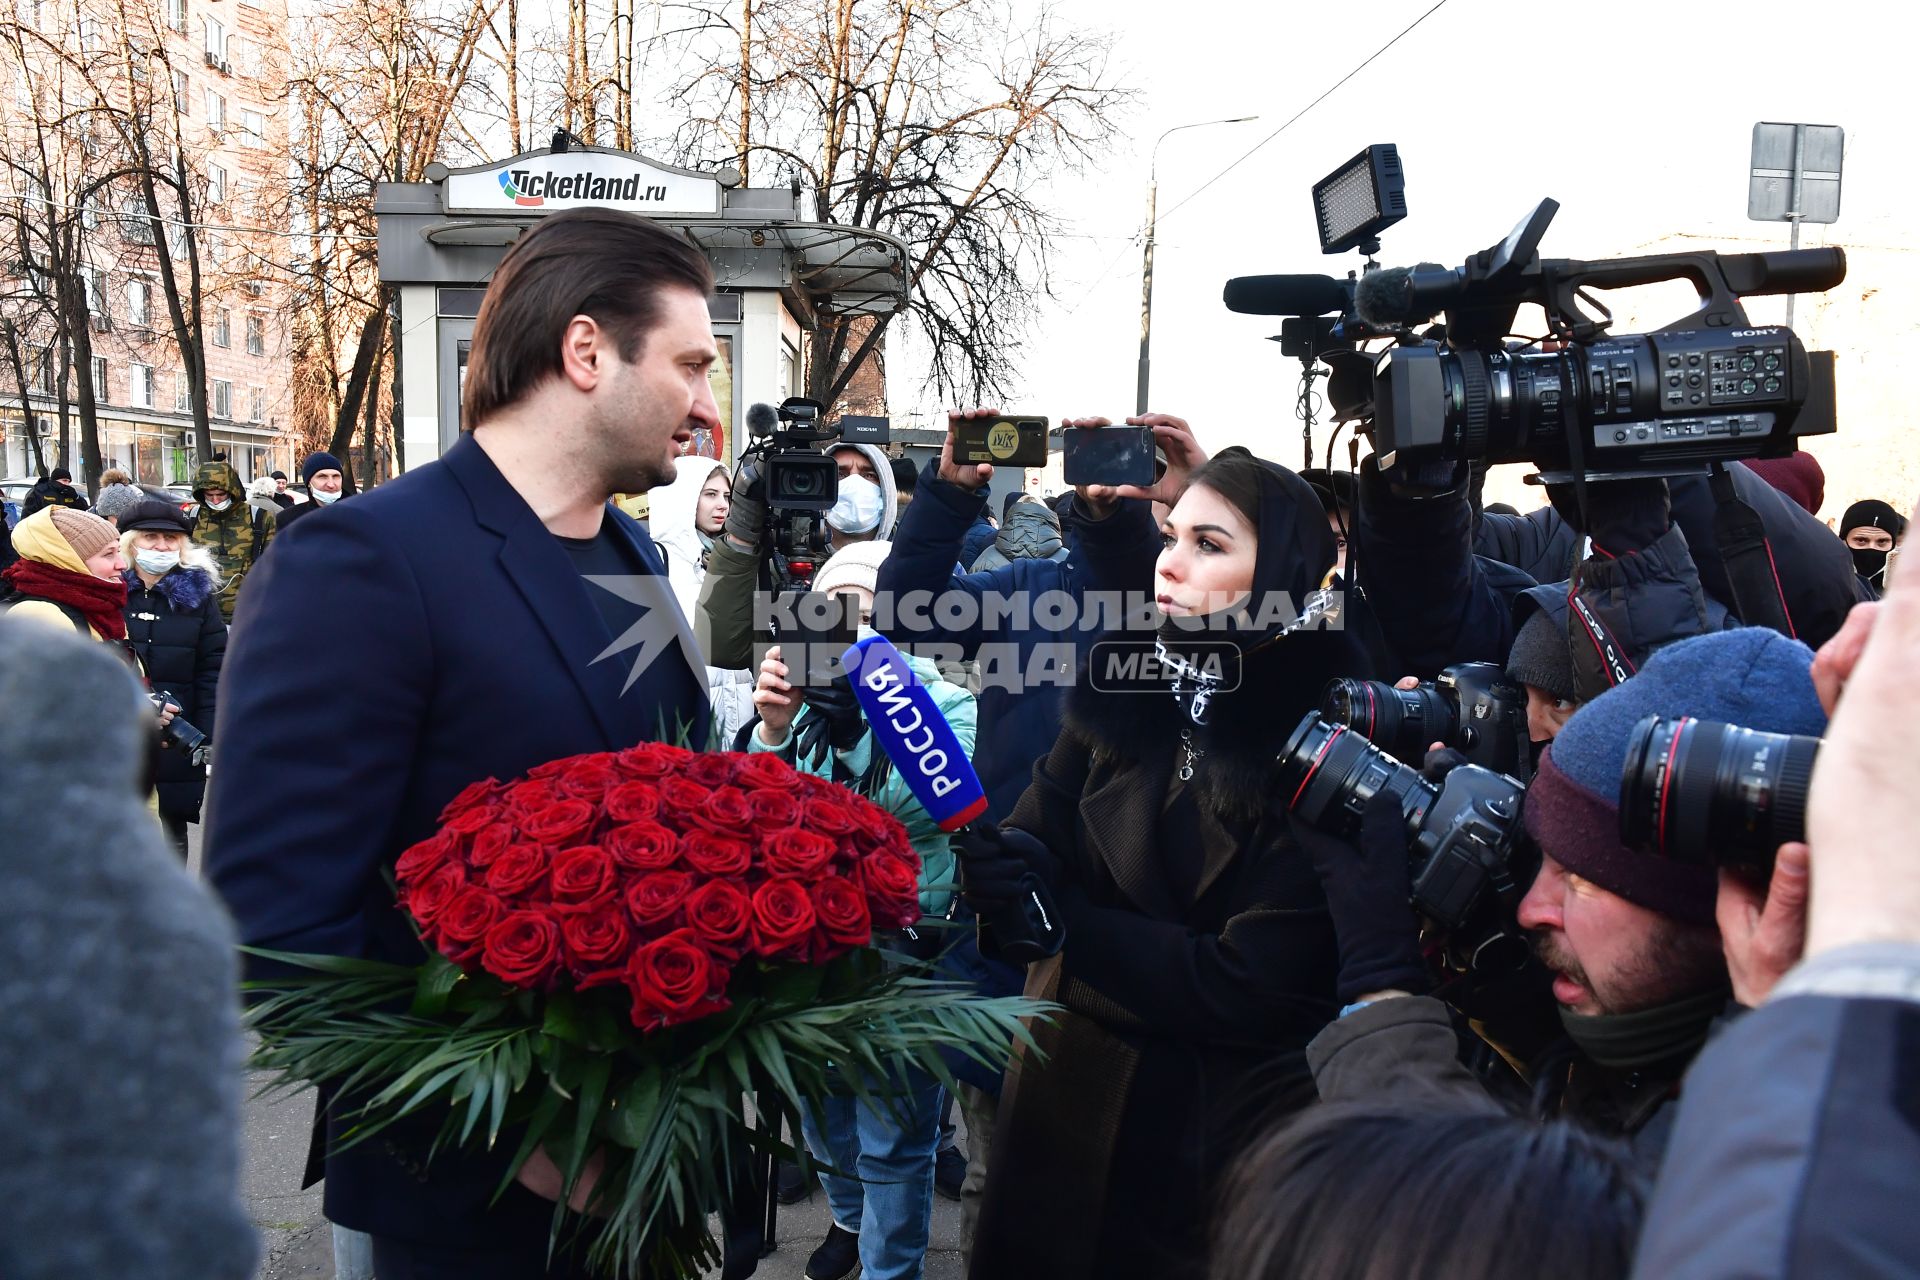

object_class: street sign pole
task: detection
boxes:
[1749,121,1844,330]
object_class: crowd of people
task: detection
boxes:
[2,205,1918,1280]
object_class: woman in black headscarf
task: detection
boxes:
[961,448,1370,1280]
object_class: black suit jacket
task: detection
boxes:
[205,434,708,1246]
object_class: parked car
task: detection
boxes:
[141,482,197,515]
[0,476,39,510]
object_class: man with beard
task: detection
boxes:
[205,208,716,1279]
[1299,627,1826,1161]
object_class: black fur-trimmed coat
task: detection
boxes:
[123,566,226,818]
[969,628,1356,1280]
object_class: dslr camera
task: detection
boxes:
[1279,711,1526,935]
[1618,714,1819,872]
[150,692,210,769]
[1320,662,1531,780]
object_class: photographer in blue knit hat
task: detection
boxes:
[1301,625,1826,1164]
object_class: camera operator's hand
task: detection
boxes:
[155,699,179,730]
[1803,506,1920,955]
[1716,845,1810,1007]
[1811,600,1879,717]
[1290,789,1431,1005]
[752,646,798,743]
[1068,413,1208,520]
[1547,475,1671,553]
[721,458,766,554]
[952,824,1059,910]
[938,408,998,492]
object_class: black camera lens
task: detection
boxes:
[1619,714,1820,870]
[1322,678,1459,763]
[1281,711,1434,838]
[766,452,840,511]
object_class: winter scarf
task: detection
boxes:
[4,558,129,640]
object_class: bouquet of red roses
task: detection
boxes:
[246,742,1039,1278]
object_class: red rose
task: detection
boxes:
[811,875,873,951]
[443,804,498,837]
[617,742,693,780]
[746,788,799,827]
[480,910,564,989]
[626,870,695,928]
[625,928,730,1031]
[504,779,561,816]
[555,755,621,801]
[524,754,580,780]
[395,832,457,886]
[467,824,512,870]
[736,752,802,792]
[763,829,837,879]
[859,852,922,928]
[403,862,465,925]
[800,796,860,839]
[659,777,713,818]
[561,905,633,972]
[520,799,598,847]
[682,752,739,789]
[682,830,752,877]
[484,843,551,898]
[606,822,681,871]
[683,879,753,960]
[690,785,753,834]
[749,878,817,960]
[863,810,915,860]
[606,782,663,823]
[438,777,507,824]
[550,845,617,907]
[435,886,506,965]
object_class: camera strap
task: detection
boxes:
[1707,462,1795,638]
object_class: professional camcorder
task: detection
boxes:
[737,396,866,592]
[1227,145,1847,482]
[1321,662,1531,780]
[1279,712,1527,934]
[1618,714,1819,872]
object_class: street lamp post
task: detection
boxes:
[1137,114,1257,416]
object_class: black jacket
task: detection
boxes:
[123,566,226,819]
[21,477,88,518]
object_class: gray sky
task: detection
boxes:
[888,0,1902,467]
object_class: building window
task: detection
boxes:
[92,356,108,403]
[203,16,224,62]
[121,201,157,245]
[173,69,189,113]
[204,89,224,131]
[213,308,231,347]
[127,279,151,327]
[82,267,106,317]
[174,370,192,412]
[212,378,231,419]
[168,0,187,31]
[30,348,52,394]
[239,109,265,149]
[207,162,225,204]
[248,385,264,423]
[245,314,264,356]
[131,363,154,408]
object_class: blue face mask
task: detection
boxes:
[134,549,180,575]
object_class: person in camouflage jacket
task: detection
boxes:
[189,461,266,622]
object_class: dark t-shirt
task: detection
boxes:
[557,518,653,642]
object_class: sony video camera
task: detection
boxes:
[1320,662,1531,780]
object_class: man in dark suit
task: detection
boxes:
[205,208,722,1279]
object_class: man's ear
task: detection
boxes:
[558,315,610,393]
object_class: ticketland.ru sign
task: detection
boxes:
[443,151,723,218]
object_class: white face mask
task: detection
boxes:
[205,496,232,512]
[134,549,180,575]
[827,474,884,535]
[311,487,342,505]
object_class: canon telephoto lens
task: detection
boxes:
[1619,714,1821,870]
[1280,711,1433,838]
[1322,678,1458,763]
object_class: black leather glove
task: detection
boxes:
[952,825,1058,910]
[1547,475,1670,553]
[1290,790,1432,1005]
[721,459,766,553]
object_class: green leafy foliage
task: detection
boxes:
[244,945,1047,1278]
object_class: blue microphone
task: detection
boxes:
[843,634,990,830]
[844,634,1062,963]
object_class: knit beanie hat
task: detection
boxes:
[92,484,147,525]
[1741,454,1825,516]
[813,539,893,600]
[48,507,119,561]
[302,451,343,484]
[1840,498,1907,541]
[1505,608,1577,704]
[49,466,71,483]
[1525,627,1825,925]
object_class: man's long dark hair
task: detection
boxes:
[1212,1100,1647,1280]
[461,208,714,428]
